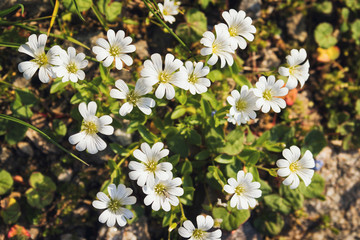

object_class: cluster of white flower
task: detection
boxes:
[17,5,315,233]
[226,49,310,126]
[226,75,288,125]
[200,9,256,68]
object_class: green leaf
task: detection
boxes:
[5,121,28,145]
[180,160,193,175]
[280,185,304,210]
[97,0,122,22]
[0,4,24,17]
[314,22,337,49]
[171,105,187,119]
[194,150,210,161]
[207,70,223,82]
[187,129,202,146]
[239,148,260,166]
[0,198,21,224]
[315,1,332,14]
[10,89,38,119]
[264,194,292,214]
[303,130,327,156]
[351,19,360,45]
[52,119,67,138]
[168,154,180,166]
[167,134,189,157]
[299,173,325,200]
[254,212,284,236]
[175,8,207,44]
[212,205,250,231]
[50,78,69,94]
[220,129,244,155]
[0,169,13,195]
[214,154,235,164]
[137,125,157,144]
[207,166,226,187]
[26,172,56,209]
[62,0,92,13]
[29,172,56,191]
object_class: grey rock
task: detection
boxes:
[26,128,58,154]
[286,13,308,42]
[134,40,149,60]
[223,221,261,240]
[17,141,34,157]
[13,77,30,88]
[0,146,12,163]
[57,169,73,182]
[239,0,262,19]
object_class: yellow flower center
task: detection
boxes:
[289,161,300,173]
[263,89,273,101]
[145,160,158,173]
[126,90,139,105]
[229,26,237,37]
[109,45,121,57]
[235,185,245,195]
[33,52,48,66]
[212,43,219,54]
[236,99,248,112]
[107,198,122,213]
[82,121,98,135]
[154,183,167,196]
[289,66,296,75]
[188,74,198,84]
[192,229,206,239]
[159,71,171,83]
[163,8,169,16]
[66,62,78,74]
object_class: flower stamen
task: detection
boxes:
[33,53,48,66]
[107,198,122,214]
[82,121,98,135]
[236,99,248,111]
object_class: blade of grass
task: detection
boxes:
[142,0,197,61]
[71,0,86,21]
[0,42,21,48]
[0,4,24,17]
[47,0,60,35]
[91,4,108,31]
[0,114,89,166]
[0,20,90,50]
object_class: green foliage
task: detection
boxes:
[0,198,21,224]
[212,204,250,231]
[11,89,38,119]
[0,169,13,195]
[299,173,326,200]
[351,19,360,45]
[315,22,337,49]
[62,0,92,13]
[26,172,57,209]
[303,130,327,156]
[97,0,122,22]
[254,212,284,236]
[176,8,207,44]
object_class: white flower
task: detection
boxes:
[226,113,237,125]
[92,184,136,227]
[224,171,262,210]
[92,29,136,70]
[53,47,88,83]
[276,146,315,189]
[140,53,183,100]
[278,48,310,90]
[128,142,172,187]
[158,0,180,24]
[252,75,288,113]
[226,86,258,125]
[110,79,155,116]
[68,101,114,154]
[143,173,184,211]
[178,215,222,240]
[174,61,211,95]
[219,9,256,50]
[200,24,234,68]
[18,34,61,83]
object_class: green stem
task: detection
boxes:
[179,202,186,222]
[116,145,139,168]
[0,114,88,166]
[91,4,108,31]
[142,0,197,61]
[0,20,90,50]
